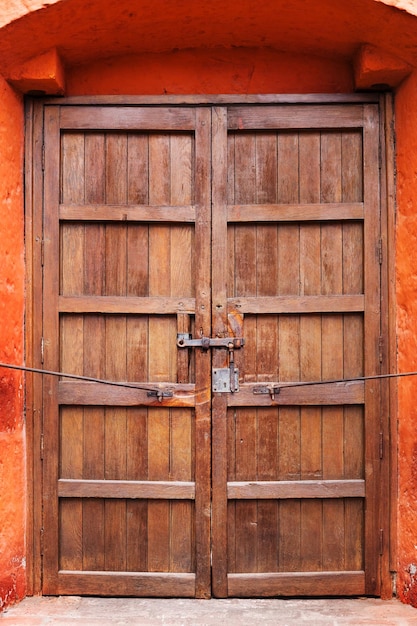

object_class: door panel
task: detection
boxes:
[211,105,381,597]
[40,101,383,598]
[42,107,211,597]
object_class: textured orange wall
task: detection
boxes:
[0,75,25,610]
[1,0,417,612]
[66,48,353,95]
[393,69,417,605]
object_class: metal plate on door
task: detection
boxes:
[212,368,239,393]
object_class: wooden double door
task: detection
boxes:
[37,100,386,598]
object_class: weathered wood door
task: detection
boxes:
[39,101,384,598]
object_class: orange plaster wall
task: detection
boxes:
[1,0,417,612]
[66,48,353,96]
[393,69,417,606]
[0,76,25,610]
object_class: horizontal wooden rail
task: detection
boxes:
[58,479,195,499]
[228,381,364,406]
[227,479,365,499]
[60,204,196,223]
[227,104,365,129]
[228,295,364,314]
[228,202,364,222]
[60,106,196,130]
[228,571,365,597]
[57,571,196,597]
[59,381,196,407]
[59,296,195,315]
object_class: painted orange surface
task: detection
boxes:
[392,71,417,605]
[67,49,353,96]
[2,0,417,76]
[0,74,25,610]
[1,0,417,612]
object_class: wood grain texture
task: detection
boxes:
[221,111,378,590]
[39,100,384,598]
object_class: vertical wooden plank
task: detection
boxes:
[363,104,382,594]
[126,132,150,575]
[211,106,229,597]
[59,408,83,570]
[169,133,194,574]
[126,406,148,572]
[147,134,172,572]
[58,131,86,573]
[171,132,193,205]
[170,408,194,573]
[61,132,85,203]
[254,133,280,573]
[277,407,301,572]
[232,132,259,574]
[341,129,367,575]
[147,406,170,572]
[257,406,279,572]
[85,133,106,297]
[59,315,84,571]
[42,106,75,592]
[320,130,346,571]
[342,130,363,203]
[106,132,128,204]
[170,133,193,296]
[277,132,299,205]
[128,133,149,204]
[192,108,212,596]
[227,409,237,573]
[85,133,106,204]
[82,405,105,571]
[127,134,150,299]
[105,134,128,296]
[227,135,236,301]
[235,407,257,573]
[103,395,127,572]
[344,405,365,572]
[126,138,149,564]
[104,313,127,571]
[126,134,149,572]
[82,134,107,570]
[125,137,150,576]
[103,133,128,572]
[299,132,321,296]
[299,133,323,572]
[277,131,301,574]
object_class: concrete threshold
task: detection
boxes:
[1,597,417,625]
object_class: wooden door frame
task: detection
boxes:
[24,93,395,598]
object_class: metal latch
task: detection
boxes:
[177,334,244,350]
[147,389,174,402]
[253,385,281,400]
[177,334,244,394]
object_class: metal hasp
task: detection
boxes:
[177,333,244,393]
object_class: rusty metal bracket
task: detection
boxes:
[147,389,174,402]
[253,385,281,400]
